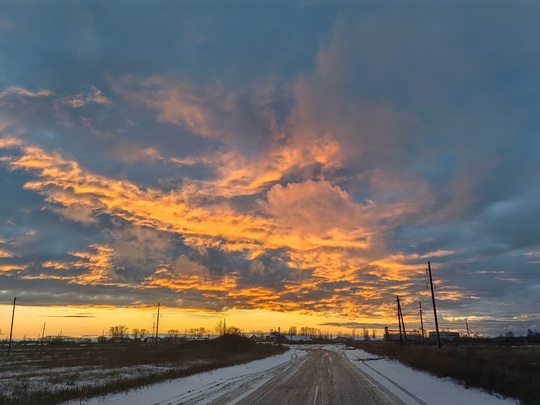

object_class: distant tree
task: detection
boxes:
[139,328,149,340]
[168,329,180,341]
[109,325,129,340]
[527,329,539,341]
[186,327,208,338]
[215,320,224,336]
[527,329,540,342]
[226,326,243,335]
[132,328,140,340]
[504,331,515,343]
[363,328,370,341]
[299,326,319,338]
[288,326,297,339]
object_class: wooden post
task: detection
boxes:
[419,302,425,343]
[8,297,16,354]
[155,303,160,345]
[427,261,441,348]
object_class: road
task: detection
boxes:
[230,348,406,405]
[77,345,516,405]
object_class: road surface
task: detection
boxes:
[76,345,517,405]
[230,348,406,405]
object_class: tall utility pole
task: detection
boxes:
[155,302,161,346]
[466,321,479,338]
[8,297,16,354]
[427,261,441,348]
[396,295,407,346]
[419,302,425,343]
[397,296,402,346]
[41,322,46,345]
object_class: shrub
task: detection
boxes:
[212,334,256,353]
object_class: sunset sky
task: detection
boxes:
[1,1,539,340]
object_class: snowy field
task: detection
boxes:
[66,344,518,405]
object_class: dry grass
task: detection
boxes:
[352,341,540,405]
[0,335,287,405]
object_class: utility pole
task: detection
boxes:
[466,321,479,339]
[41,322,46,345]
[427,261,441,348]
[223,318,226,336]
[396,295,407,346]
[397,296,402,346]
[155,302,160,345]
[419,302,425,343]
[8,297,16,354]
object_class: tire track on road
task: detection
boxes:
[234,349,405,405]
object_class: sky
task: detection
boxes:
[0,1,539,340]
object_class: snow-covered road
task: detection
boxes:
[69,345,518,405]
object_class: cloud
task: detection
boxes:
[59,86,111,108]
[53,204,98,225]
[1,139,270,254]
[0,87,53,101]
[110,226,172,275]
[67,244,124,286]
[263,180,369,240]
[172,254,208,276]
[48,315,96,318]
[0,138,405,316]
[114,142,162,163]
[111,75,273,144]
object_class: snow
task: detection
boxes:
[66,348,307,405]
[344,348,518,405]
[66,345,518,405]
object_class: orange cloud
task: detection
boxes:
[0,264,26,273]
[68,244,124,285]
[0,86,435,317]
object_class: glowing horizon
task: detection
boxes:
[1,304,395,340]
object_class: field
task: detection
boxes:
[3,338,538,405]
[0,335,287,405]
[352,341,540,405]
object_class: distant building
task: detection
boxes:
[429,331,460,342]
[266,332,289,342]
[332,336,350,344]
[384,326,424,343]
